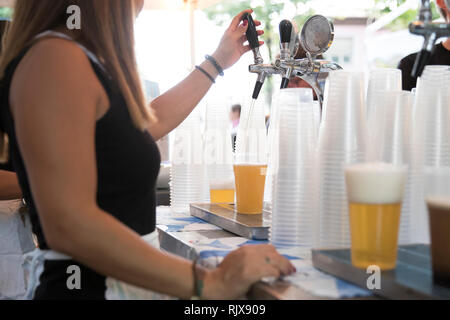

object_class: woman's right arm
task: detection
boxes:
[0,170,22,200]
[10,38,294,299]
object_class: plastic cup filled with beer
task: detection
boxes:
[233,98,267,215]
[345,163,407,270]
[209,180,235,204]
[233,163,267,214]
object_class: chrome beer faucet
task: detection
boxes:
[409,0,450,77]
[244,14,342,106]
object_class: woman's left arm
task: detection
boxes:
[148,9,263,141]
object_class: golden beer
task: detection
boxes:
[350,203,401,270]
[210,189,235,203]
[234,164,267,214]
[345,163,406,270]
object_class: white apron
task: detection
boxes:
[0,200,35,300]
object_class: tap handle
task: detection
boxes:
[279,20,293,44]
[252,81,264,100]
[280,78,290,89]
[243,12,260,50]
[412,49,431,78]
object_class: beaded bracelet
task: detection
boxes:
[205,55,224,77]
[195,65,216,84]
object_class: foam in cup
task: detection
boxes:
[209,179,235,190]
[426,196,450,210]
[345,162,407,204]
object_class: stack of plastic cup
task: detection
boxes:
[368,90,415,244]
[318,71,368,248]
[264,94,279,212]
[270,88,319,249]
[170,110,208,213]
[366,69,402,96]
[366,69,402,137]
[411,65,450,243]
[204,97,235,203]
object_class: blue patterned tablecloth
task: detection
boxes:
[157,206,371,299]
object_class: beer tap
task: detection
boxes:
[243,12,276,101]
[245,14,342,106]
[409,0,450,77]
[279,20,295,89]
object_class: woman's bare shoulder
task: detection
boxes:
[14,37,93,80]
[10,37,106,115]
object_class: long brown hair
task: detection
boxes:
[0,0,152,163]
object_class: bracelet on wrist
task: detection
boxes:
[205,54,224,77]
[195,65,216,84]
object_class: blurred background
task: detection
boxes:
[133,0,443,111]
[0,0,445,159]
[138,0,443,104]
[0,0,444,110]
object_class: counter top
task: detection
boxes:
[156,206,376,300]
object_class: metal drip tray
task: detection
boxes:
[312,244,450,300]
[190,203,270,240]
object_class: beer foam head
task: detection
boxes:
[209,179,235,190]
[345,162,407,204]
[426,196,450,210]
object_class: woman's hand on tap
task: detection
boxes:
[212,9,264,70]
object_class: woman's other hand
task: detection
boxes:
[212,9,264,70]
[203,244,295,300]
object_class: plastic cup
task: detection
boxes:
[234,99,268,214]
[345,162,407,270]
[366,68,402,121]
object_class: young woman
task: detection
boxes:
[0,0,294,300]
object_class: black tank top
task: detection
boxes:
[0,33,161,250]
